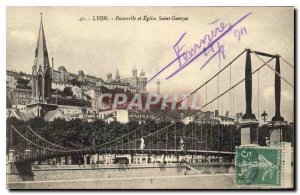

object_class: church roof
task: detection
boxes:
[44,109,71,122]
[18,111,36,121]
[6,109,36,121]
[33,13,50,69]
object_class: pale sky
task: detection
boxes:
[6,7,294,122]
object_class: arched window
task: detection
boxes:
[38,74,43,100]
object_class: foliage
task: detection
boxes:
[62,87,73,97]
[70,78,83,87]
[50,97,91,107]
[6,96,12,108]
[17,78,30,86]
[6,116,294,152]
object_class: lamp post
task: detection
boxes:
[261,110,268,123]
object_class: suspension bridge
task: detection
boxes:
[7,49,294,177]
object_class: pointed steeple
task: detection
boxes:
[34,12,50,70]
[32,13,52,103]
[115,69,120,81]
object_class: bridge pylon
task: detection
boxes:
[7,150,16,174]
[240,49,259,145]
[269,55,288,146]
[7,149,34,182]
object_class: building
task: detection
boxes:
[31,14,52,103]
[7,35,147,113]
[6,14,149,122]
[6,70,33,105]
[120,66,147,94]
[44,109,71,122]
[182,115,195,125]
[128,110,156,123]
[85,88,102,113]
[6,70,31,82]
[51,65,147,94]
[99,71,130,92]
[217,116,236,125]
[98,109,129,123]
[180,110,237,125]
[58,105,84,116]
[26,102,58,118]
[7,86,32,105]
[215,110,236,125]
[6,109,35,121]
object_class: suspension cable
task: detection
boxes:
[26,126,78,151]
[280,56,294,69]
[98,56,276,150]
[20,49,277,154]
[175,124,177,150]
[230,64,232,116]
[201,57,275,108]
[233,87,235,116]
[218,51,221,114]
[86,50,246,150]
[140,57,275,141]
[257,70,260,117]
[11,126,68,152]
[250,49,294,88]
[222,95,223,116]
[206,84,208,112]
[91,56,276,153]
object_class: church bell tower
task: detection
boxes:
[32,13,52,103]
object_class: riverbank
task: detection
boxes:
[8,173,236,189]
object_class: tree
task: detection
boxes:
[71,78,82,87]
[17,78,29,86]
[62,87,73,97]
[6,96,12,108]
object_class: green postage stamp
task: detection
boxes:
[236,146,281,186]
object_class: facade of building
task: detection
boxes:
[98,109,129,124]
[51,66,147,94]
[58,105,84,117]
[120,66,147,94]
[7,87,32,105]
[128,110,156,123]
[180,110,238,125]
[216,116,236,125]
[6,70,33,105]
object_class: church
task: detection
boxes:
[31,13,52,103]
[7,13,148,119]
[26,13,58,117]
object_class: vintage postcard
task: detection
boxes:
[6,6,294,189]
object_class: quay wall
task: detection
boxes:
[8,174,236,189]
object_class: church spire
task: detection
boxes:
[32,13,52,103]
[34,12,50,69]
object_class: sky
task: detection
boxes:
[6,7,294,122]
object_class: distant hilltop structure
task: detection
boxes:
[51,65,147,94]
